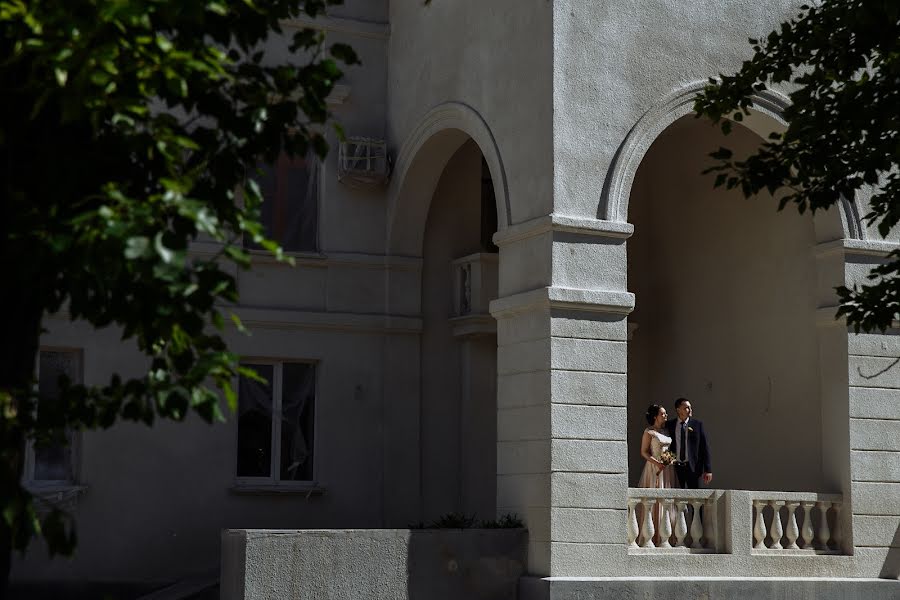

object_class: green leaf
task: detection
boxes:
[230,312,247,333]
[125,236,150,259]
[154,232,175,263]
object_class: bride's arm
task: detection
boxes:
[640,430,664,471]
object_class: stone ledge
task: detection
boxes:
[520,577,900,600]
[815,238,900,258]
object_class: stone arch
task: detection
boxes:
[600,81,864,240]
[386,102,510,257]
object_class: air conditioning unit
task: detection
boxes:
[337,137,390,188]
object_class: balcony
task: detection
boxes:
[627,488,845,556]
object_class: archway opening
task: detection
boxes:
[626,115,830,492]
[420,139,499,520]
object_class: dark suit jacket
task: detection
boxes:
[666,417,712,475]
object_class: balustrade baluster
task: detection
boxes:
[816,501,831,551]
[784,502,800,550]
[769,501,785,550]
[674,501,688,547]
[627,498,640,548]
[690,500,704,549]
[753,500,767,550]
[832,502,843,552]
[640,499,656,548]
[800,501,815,549]
[702,498,714,550]
[658,499,674,548]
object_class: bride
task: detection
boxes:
[638,404,678,489]
[637,404,678,545]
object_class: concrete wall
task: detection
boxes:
[221,528,527,600]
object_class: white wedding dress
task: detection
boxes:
[637,428,678,489]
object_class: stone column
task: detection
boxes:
[491,216,633,576]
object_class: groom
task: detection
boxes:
[666,397,712,489]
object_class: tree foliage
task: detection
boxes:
[694,0,899,332]
[0,0,357,561]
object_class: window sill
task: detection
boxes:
[26,484,88,512]
[229,482,326,497]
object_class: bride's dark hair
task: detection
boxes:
[645,404,664,425]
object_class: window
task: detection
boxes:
[247,153,319,253]
[236,362,316,484]
[24,349,81,489]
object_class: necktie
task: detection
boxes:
[680,422,687,462]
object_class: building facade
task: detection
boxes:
[14,0,900,591]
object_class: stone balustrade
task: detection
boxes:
[750,492,843,554]
[627,488,719,552]
[626,489,846,557]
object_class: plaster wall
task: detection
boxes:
[550,0,800,222]
[388,0,554,225]
[13,310,410,583]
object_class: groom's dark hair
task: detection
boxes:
[674,397,690,409]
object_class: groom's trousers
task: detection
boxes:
[675,463,701,489]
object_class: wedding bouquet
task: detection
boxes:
[659,450,677,466]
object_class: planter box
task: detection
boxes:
[221,528,527,600]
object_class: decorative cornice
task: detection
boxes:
[492,214,634,247]
[489,286,635,318]
[281,15,390,40]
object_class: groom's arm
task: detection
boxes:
[698,422,712,474]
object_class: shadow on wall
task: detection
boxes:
[881,523,900,579]
[407,530,527,600]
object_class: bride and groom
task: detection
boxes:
[639,397,712,490]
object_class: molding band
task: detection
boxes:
[493,214,634,247]
[815,238,899,259]
[490,287,635,318]
[234,306,422,334]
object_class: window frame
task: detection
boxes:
[233,359,320,492]
[23,347,83,493]
[244,152,322,256]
